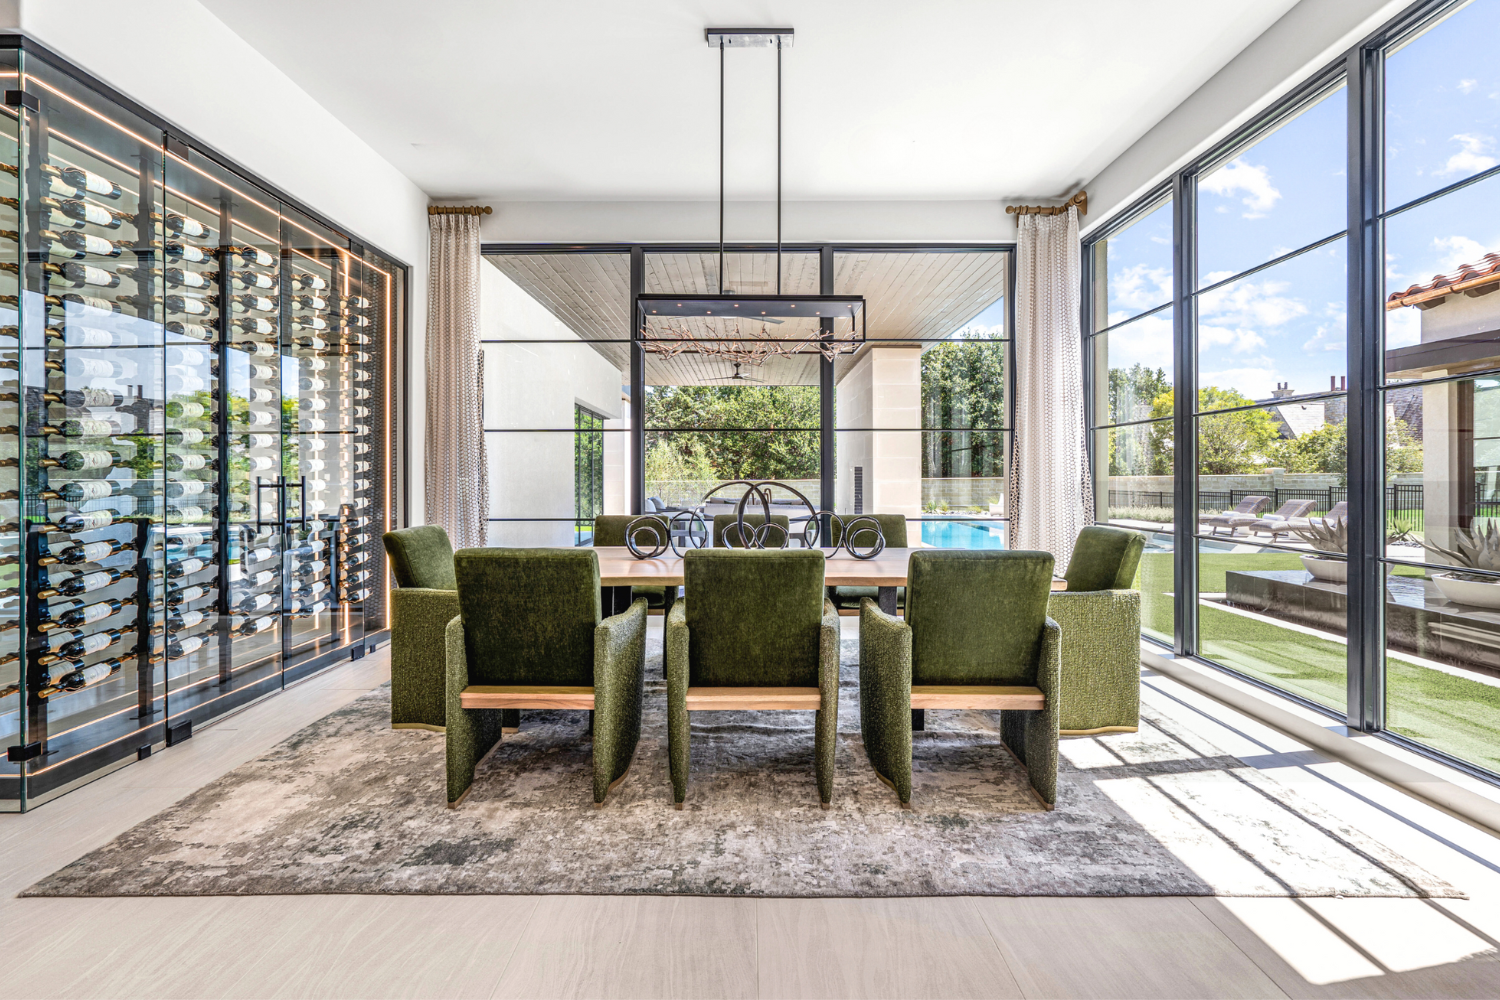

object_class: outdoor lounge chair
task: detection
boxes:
[1239,499,1318,538]
[1200,496,1270,536]
[1282,500,1349,533]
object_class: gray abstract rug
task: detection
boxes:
[24,636,1461,898]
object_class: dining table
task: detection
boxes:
[592,546,1066,616]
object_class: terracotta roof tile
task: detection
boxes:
[1387,252,1500,310]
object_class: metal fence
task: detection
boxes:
[1106,483,1498,534]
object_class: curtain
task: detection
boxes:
[424,212,488,549]
[1008,206,1093,568]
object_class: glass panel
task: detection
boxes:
[1090,197,1173,330]
[487,429,629,545]
[575,405,604,544]
[1094,334,1172,426]
[922,430,1006,513]
[1385,0,1500,210]
[1378,373,1500,771]
[1195,239,1348,412]
[1383,168,1500,366]
[0,49,19,804]
[1096,420,1173,525]
[280,205,345,661]
[644,425,821,508]
[12,58,167,800]
[1197,85,1346,284]
[1135,538,1175,646]
[161,150,283,708]
[914,517,1007,549]
[1196,541,1348,711]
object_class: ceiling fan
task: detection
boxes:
[707,361,765,383]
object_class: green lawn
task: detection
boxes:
[1134,549,1500,773]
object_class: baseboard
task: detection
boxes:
[1140,644,1500,842]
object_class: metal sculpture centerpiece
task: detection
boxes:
[623,480,885,560]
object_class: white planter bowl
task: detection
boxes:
[1300,555,1347,583]
[1432,573,1500,609]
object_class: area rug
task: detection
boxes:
[23,635,1461,898]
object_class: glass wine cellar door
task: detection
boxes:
[0,46,400,809]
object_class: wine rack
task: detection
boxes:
[0,47,403,809]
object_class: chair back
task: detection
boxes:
[1236,495,1271,515]
[682,548,824,686]
[907,550,1054,685]
[1270,499,1316,519]
[827,513,908,549]
[382,525,456,590]
[453,548,600,686]
[1062,525,1146,592]
[592,514,668,548]
[713,513,791,548]
[1323,500,1349,522]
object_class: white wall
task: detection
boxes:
[4,0,432,520]
[1082,0,1409,232]
[479,260,622,547]
[834,348,922,518]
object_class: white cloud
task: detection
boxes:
[1200,158,1281,218]
[1199,366,1279,401]
[1433,234,1496,272]
[1199,324,1267,353]
[1385,307,1420,348]
[1102,313,1172,367]
[1106,262,1172,312]
[1459,79,1479,95]
[1199,278,1309,329]
[1439,133,1498,177]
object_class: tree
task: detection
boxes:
[1271,422,1346,478]
[1148,387,1281,475]
[920,338,1006,477]
[1108,364,1169,424]
[1385,417,1424,475]
[643,384,819,481]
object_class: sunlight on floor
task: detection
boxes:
[1217,898,1385,985]
[1303,898,1495,973]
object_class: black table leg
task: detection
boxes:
[911,708,925,732]
[878,586,898,615]
[601,585,633,616]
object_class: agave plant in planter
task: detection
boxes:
[1421,523,1500,609]
[1291,516,1349,583]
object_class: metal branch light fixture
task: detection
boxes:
[639,26,866,369]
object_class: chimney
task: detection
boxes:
[1270,382,1293,399]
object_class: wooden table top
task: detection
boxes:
[593,547,1066,590]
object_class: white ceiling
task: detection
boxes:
[200,0,1298,204]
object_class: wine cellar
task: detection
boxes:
[0,45,404,808]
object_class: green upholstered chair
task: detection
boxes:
[592,515,673,612]
[666,548,840,808]
[859,549,1061,809]
[1049,525,1146,736]
[712,513,791,548]
[443,547,648,807]
[383,525,460,731]
[826,514,908,611]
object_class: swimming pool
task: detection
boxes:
[919,520,1008,549]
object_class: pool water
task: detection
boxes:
[920,520,1008,549]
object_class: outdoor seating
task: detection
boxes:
[667,549,841,808]
[858,549,1060,808]
[592,514,673,612]
[1048,525,1146,735]
[1243,499,1317,538]
[1282,500,1349,533]
[713,512,792,547]
[1200,495,1271,535]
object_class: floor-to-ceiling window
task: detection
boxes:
[1082,0,1500,780]
[574,404,605,544]
[1380,0,1500,772]
[1087,195,1176,642]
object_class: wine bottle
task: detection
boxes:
[58,479,123,503]
[63,355,137,380]
[243,410,276,427]
[235,591,276,614]
[43,538,128,565]
[44,658,126,695]
[166,346,208,367]
[40,163,123,200]
[36,596,135,632]
[38,566,133,599]
[231,293,277,314]
[169,373,206,394]
[53,627,128,661]
[167,584,211,605]
[238,340,278,359]
[245,433,276,450]
[245,545,276,565]
[164,241,213,263]
[165,477,208,497]
[165,400,206,420]
[299,398,327,412]
[165,505,205,524]
[167,633,208,658]
[164,453,217,472]
[63,326,135,348]
[232,614,276,636]
[298,377,327,392]
[9,194,129,230]
[224,245,275,268]
[165,267,217,291]
[167,529,210,550]
[0,419,110,439]
[301,357,330,372]
[54,261,122,289]
[290,294,327,311]
[50,229,127,259]
[165,427,206,446]
[165,293,213,316]
[291,271,327,291]
[290,315,327,332]
[300,418,327,433]
[342,589,370,603]
[230,269,276,291]
[232,316,276,336]
[49,510,114,534]
[352,461,372,474]
[245,386,276,404]
[164,211,213,240]
[166,320,215,343]
[167,608,207,633]
[297,600,330,618]
[294,335,328,351]
[167,557,207,579]
[352,388,372,401]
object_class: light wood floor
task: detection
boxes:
[2,621,1499,999]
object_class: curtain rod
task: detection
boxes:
[1005,190,1087,217]
[428,205,493,216]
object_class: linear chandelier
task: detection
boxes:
[638,27,866,370]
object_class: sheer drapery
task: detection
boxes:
[1008,207,1093,567]
[424,212,488,549]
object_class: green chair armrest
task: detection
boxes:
[444,613,504,806]
[817,599,841,805]
[591,597,648,802]
[390,588,461,729]
[666,599,691,803]
[1047,589,1142,733]
[999,615,1062,807]
[858,596,913,802]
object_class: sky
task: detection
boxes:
[1097,0,1500,423]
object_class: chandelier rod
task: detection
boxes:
[719,36,725,295]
